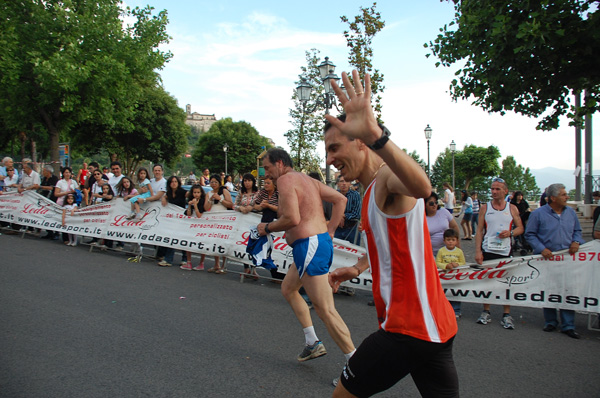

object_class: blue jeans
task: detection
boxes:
[543,308,575,331]
[334,223,361,245]
[471,212,479,234]
[163,248,186,264]
[450,301,461,316]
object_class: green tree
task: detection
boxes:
[341,2,386,119]
[107,85,189,173]
[0,1,172,162]
[499,156,540,195]
[192,118,271,175]
[403,149,426,172]
[425,0,599,130]
[454,145,501,190]
[432,145,501,191]
[286,49,325,172]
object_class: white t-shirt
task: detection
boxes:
[444,189,455,211]
[108,174,124,194]
[150,177,167,196]
[3,174,19,192]
[55,179,78,205]
[21,170,41,189]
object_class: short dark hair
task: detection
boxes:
[265,148,293,168]
[153,163,163,171]
[89,162,99,169]
[110,161,121,168]
[443,229,459,239]
[323,114,346,134]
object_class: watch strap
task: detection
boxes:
[367,124,391,150]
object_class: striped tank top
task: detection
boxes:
[362,180,457,343]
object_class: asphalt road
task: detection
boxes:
[1,233,599,398]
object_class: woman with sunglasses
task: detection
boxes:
[424,192,461,257]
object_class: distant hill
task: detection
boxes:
[531,167,600,192]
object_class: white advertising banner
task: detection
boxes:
[1,191,599,312]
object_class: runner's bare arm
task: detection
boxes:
[329,256,369,293]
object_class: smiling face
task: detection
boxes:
[325,127,364,182]
[153,166,163,180]
[111,164,122,177]
[63,169,72,180]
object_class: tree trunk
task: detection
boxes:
[39,109,60,165]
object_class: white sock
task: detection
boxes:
[303,326,318,346]
[344,349,356,362]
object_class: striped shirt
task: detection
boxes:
[340,188,361,221]
[362,179,457,343]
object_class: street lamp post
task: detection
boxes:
[223,143,229,176]
[450,140,456,190]
[424,125,433,178]
[296,56,343,185]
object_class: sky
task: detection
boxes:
[124,0,598,175]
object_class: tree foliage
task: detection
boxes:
[286,49,325,172]
[0,0,172,161]
[425,0,600,130]
[192,118,271,175]
[341,2,386,119]
[499,156,540,195]
[431,145,501,191]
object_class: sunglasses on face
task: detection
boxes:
[427,201,437,206]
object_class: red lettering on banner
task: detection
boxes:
[272,236,289,251]
[236,232,250,246]
[21,203,50,215]
[110,214,145,227]
[440,263,508,281]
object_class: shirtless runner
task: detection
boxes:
[257,148,356,363]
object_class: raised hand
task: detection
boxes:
[324,70,380,145]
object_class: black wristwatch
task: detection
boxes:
[264,223,271,234]
[367,124,391,150]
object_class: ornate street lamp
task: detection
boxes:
[424,125,433,178]
[223,143,229,176]
[295,56,343,185]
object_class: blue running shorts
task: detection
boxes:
[290,232,333,279]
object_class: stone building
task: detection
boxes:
[185,104,217,132]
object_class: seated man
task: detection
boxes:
[334,176,361,245]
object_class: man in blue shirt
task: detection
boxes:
[334,176,362,245]
[525,183,585,339]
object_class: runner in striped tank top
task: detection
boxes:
[326,70,459,398]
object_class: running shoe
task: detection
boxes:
[297,340,327,362]
[192,262,204,271]
[476,312,491,325]
[500,315,515,329]
[158,260,172,267]
[180,262,192,271]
